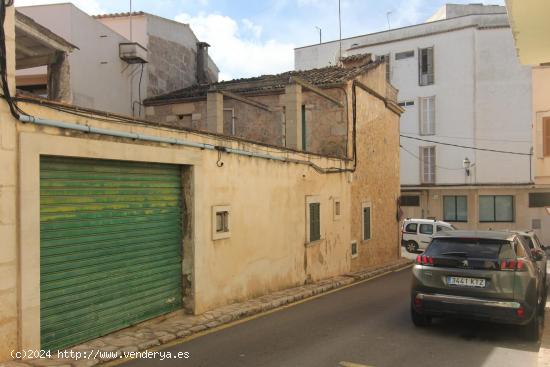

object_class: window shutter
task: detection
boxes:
[427,47,434,84]
[418,48,422,85]
[544,118,550,157]
[309,203,320,241]
[428,96,435,134]
[535,119,545,158]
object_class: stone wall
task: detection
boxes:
[349,65,402,271]
[147,35,198,97]
[145,88,349,157]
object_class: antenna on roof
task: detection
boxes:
[338,0,342,65]
[129,0,133,41]
[386,11,393,30]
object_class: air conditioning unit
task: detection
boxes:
[119,42,148,64]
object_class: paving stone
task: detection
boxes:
[189,325,207,333]
[176,330,191,338]
[0,363,33,367]
[107,336,139,347]
[137,339,160,350]
[158,333,177,343]
[206,321,221,329]
[119,346,138,354]
[71,359,99,367]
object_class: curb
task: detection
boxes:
[1,259,412,367]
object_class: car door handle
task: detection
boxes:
[421,241,430,244]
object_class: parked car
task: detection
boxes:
[512,230,547,284]
[401,218,455,253]
[410,230,546,340]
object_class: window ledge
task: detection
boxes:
[305,239,324,248]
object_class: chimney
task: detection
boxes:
[196,42,210,85]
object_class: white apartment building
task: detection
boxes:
[296,4,550,241]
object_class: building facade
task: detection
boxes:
[15,4,218,118]
[294,4,549,240]
[0,4,400,359]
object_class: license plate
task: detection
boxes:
[447,276,486,288]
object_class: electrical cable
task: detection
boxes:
[400,144,465,171]
[400,130,532,144]
[0,0,27,119]
[400,134,532,156]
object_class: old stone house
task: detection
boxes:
[0,4,401,360]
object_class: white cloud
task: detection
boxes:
[15,0,105,15]
[175,12,294,81]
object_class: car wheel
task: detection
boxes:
[411,306,431,327]
[406,241,418,253]
[521,310,542,341]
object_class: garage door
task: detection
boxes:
[40,156,183,351]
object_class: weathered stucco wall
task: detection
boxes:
[533,67,550,184]
[145,88,349,157]
[0,97,360,354]
[0,7,399,355]
[0,5,17,362]
[349,65,402,271]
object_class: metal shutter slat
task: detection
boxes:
[40,156,183,351]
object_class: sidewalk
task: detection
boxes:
[1,259,412,367]
[540,302,550,367]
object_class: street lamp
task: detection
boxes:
[463,157,471,176]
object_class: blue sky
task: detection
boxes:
[16,0,505,80]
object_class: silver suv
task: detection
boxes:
[410,230,546,340]
[401,218,455,253]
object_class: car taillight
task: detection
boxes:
[516,306,525,318]
[416,255,434,266]
[500,259,526,271]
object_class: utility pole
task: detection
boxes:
[315,26,322,44]
[338,0,342,62]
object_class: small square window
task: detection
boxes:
[333,197,342,220]
[216,211,229,233]
[212,205,231,240]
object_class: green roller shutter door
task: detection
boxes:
[40,156,183,351]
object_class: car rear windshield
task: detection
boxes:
[425,238,514,260]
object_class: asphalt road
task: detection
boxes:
[119,266,542,367]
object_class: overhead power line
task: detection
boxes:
[400,131,531,144]
[399,145,464,171]
[400,135,532,156]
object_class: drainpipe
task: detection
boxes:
[223,107,235,135]
[17,114,287,162]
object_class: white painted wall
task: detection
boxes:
[295,13,532,187]
[17,4,139,117]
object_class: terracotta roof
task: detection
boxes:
[340,53,371,62]
[144,62,380,105]
[93,11,146,19]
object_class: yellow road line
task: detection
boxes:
[339,361,374,367]
[104,263,412,366]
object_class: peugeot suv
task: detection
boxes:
[410,231,546,340]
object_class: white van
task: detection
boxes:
[401,218,455,253]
